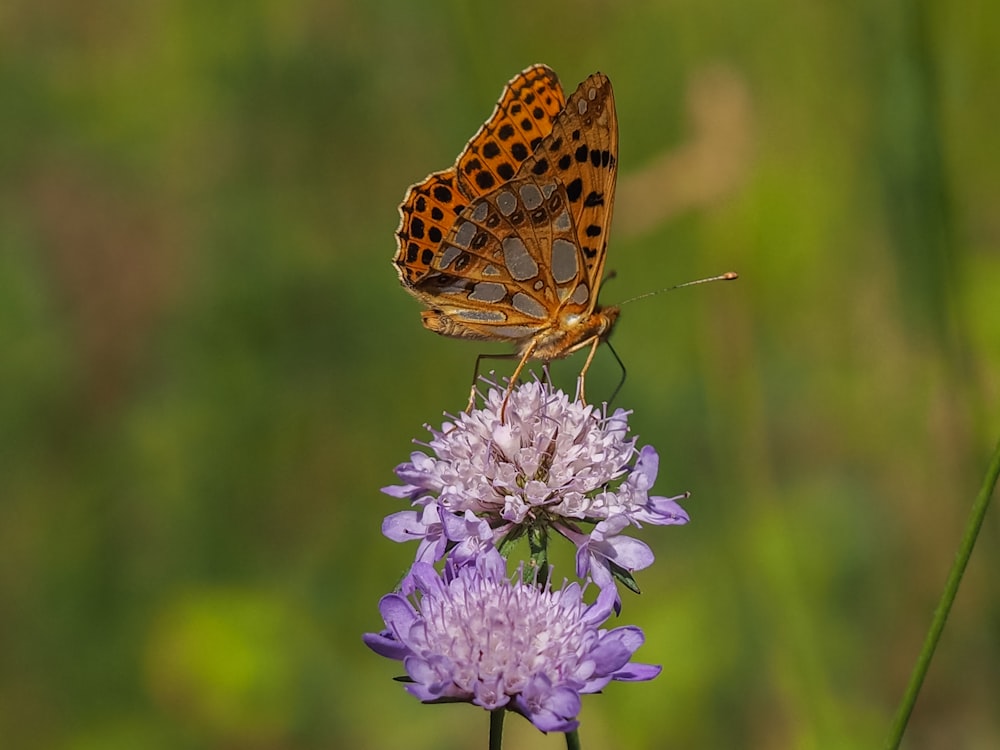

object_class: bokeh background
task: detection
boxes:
[2,1,998,748]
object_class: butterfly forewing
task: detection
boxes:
[395,65,565,287]
[395,173,466,286]
[454,65,566,199]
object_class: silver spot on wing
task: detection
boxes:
[519,183,543,210]
[456,308,507,322]
[512,292,547,319]
[471,201,489,222]
[502,237,539,281]
[469,281,507,303]
[553,209,572,233]
[439,245,461,269]
[496,190,517,216]
[551,239,578,284]
[492,325,537,339]
[453,221,476,249]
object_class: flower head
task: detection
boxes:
[383,379,689,591]
[363,549,660,732]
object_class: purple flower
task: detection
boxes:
[363,549,661,733]
[383,379,689,590]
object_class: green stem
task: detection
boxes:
[528,523,549,588]
[883,434,1000,749]
[489,708,505,750]
[565,727,581,749]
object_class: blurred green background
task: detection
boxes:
[2,1,998,748]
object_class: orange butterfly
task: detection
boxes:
[394,65,619,413]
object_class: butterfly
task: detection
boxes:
[394,64,619,414]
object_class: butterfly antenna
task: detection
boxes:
[619,272,739,306]
[606,340,627,406]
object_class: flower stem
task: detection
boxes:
[490,707,505,750]
[528,523,549,588]
[883,433,1000,749]
[564,728,581,749]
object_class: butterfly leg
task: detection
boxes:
[466,351,520,413]
[575,336,603,404]
[605,340,627,406]
[499,341,538,423]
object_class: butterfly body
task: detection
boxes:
[394,65,619,402]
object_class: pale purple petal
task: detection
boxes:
[631,445,659,490]
[380,380,690,580]
[364,550,658,732]
[612,662,663,682]
[598,534,655,571]
[513,675,581,733]
[361,629,408,660]
[645,493,691,523]
[380,510,426,542]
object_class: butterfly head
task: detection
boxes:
[528,305,619,362]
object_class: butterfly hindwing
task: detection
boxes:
[408,177,585,342]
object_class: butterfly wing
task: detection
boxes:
[395,65,566,287]
[516,72,618,316]
[405,72,619,348]
[454,65,566,199]
[409,176,582,343]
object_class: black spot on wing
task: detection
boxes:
[531,159,549,175]
[566,178,583,203]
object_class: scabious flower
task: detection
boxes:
[363,548,661,733]
[382,378,690,593]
